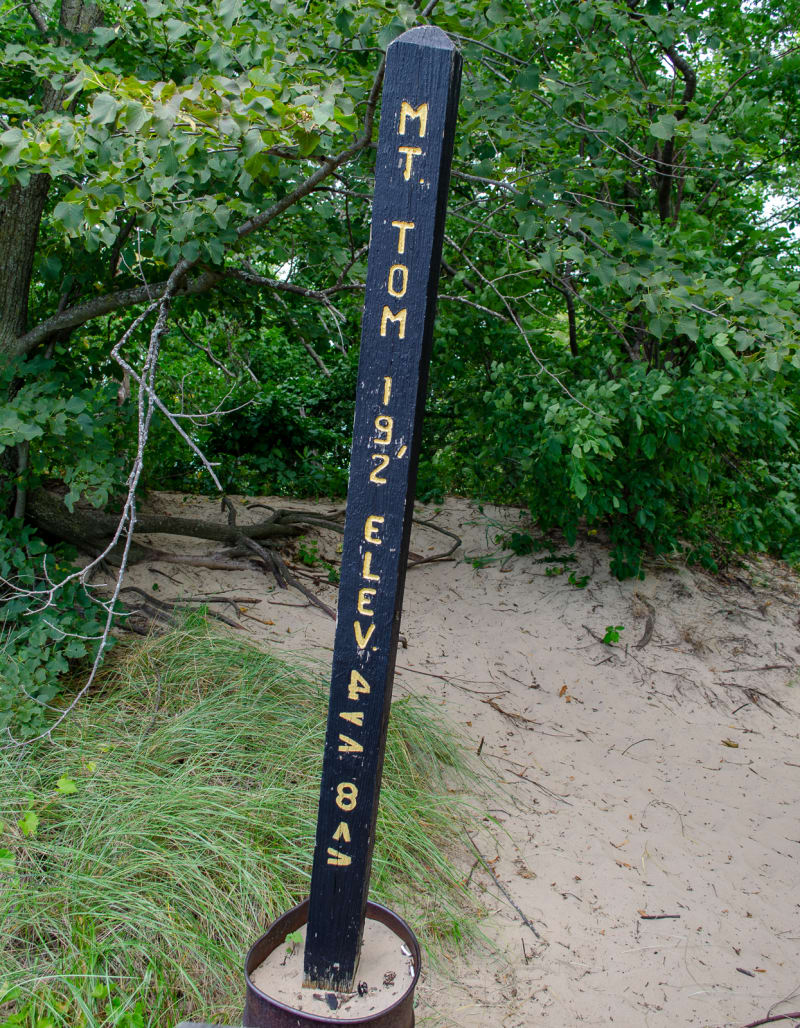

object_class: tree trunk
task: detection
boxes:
[0,176,52,365]
[0,0,103,366]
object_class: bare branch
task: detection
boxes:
[222,266,364,301]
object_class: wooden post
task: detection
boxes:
[303,26,461,992]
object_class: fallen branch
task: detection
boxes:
[465,830,544,941]
[738,1015,800,1027]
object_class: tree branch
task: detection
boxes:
[15,271,219,354]
[26,1,49,33]
[222,266,364,301]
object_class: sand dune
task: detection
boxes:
[128,494,800,1028]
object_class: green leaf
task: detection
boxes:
[18,810,39,837]
[649,115,678,140]
[53,199,85,231]
[89,93,119,126]
[0,127,25,166]
[487,0,508,23]
[296,130,320,156]
[165,18,190,41]
[92,26,119,47]
[334,110,359,133]
[0,849,16,873]
[56,775,78,795]
[378,21,405,49]
[218,0,242,28]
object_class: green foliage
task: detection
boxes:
[0,519,108,739]
[1,0,799,584]
[433,342,800,577]
[602,625,625,645]
[1,357,124,512]
[0,616,479,1027]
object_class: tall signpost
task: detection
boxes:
[303,25,462,993]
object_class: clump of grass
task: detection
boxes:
[0,614,478,1027]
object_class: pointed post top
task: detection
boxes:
[390,24,456,51]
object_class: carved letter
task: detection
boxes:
[381,306,407,339]
[348,670,370,701]
[398,145,422,181]
[333,821,351,843]
[391,221,415,254]
[357,588,376,616]
[387,264,408,298]
[340,710,364,726]
[327,847,352,866]
[362,551,380,583]
[399,101,428,138]
[364,515,384,544]
[353,621,375,649]
[338,733,364,754]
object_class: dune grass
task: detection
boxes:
[0,615,478,1027]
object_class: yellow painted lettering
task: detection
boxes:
[338,733,363,754]
[364,515,384,544]
[396,444,407,458]
[383,376,392,405]
[391,221,415,254]
[348,670,370,701]
[387,264,408,298]
[399,101,428,138]
[398,145,422,181]
[335,781,358,811]
[362,550,380,582]
[340,709,364,726]
[380,306,407,339]
[333,821,351,843]
[327,847,352,866]
[353,621,375,649]
[374,415,393,444]
[357,588,376,616]
[370,453,389,484]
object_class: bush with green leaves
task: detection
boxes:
[0,518,107,739]
[430,341,800,578]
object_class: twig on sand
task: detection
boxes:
[407,518,462,566]
[485,753,573,806]
[395,664,505,695]
[464,830,544,942]
[720,664,793,673]
[737,1014,800,1027]
[483,697,541,727]
[621,737,655,756]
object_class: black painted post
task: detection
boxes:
[303,26,461,992]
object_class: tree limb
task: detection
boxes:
[25,2,49,33]
[15,271,219,354]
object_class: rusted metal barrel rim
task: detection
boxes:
[244,898,421,1027]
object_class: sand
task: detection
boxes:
[127,494,800,1028]
[249,919,413,1019]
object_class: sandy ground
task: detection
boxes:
[127,494,800,1028]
